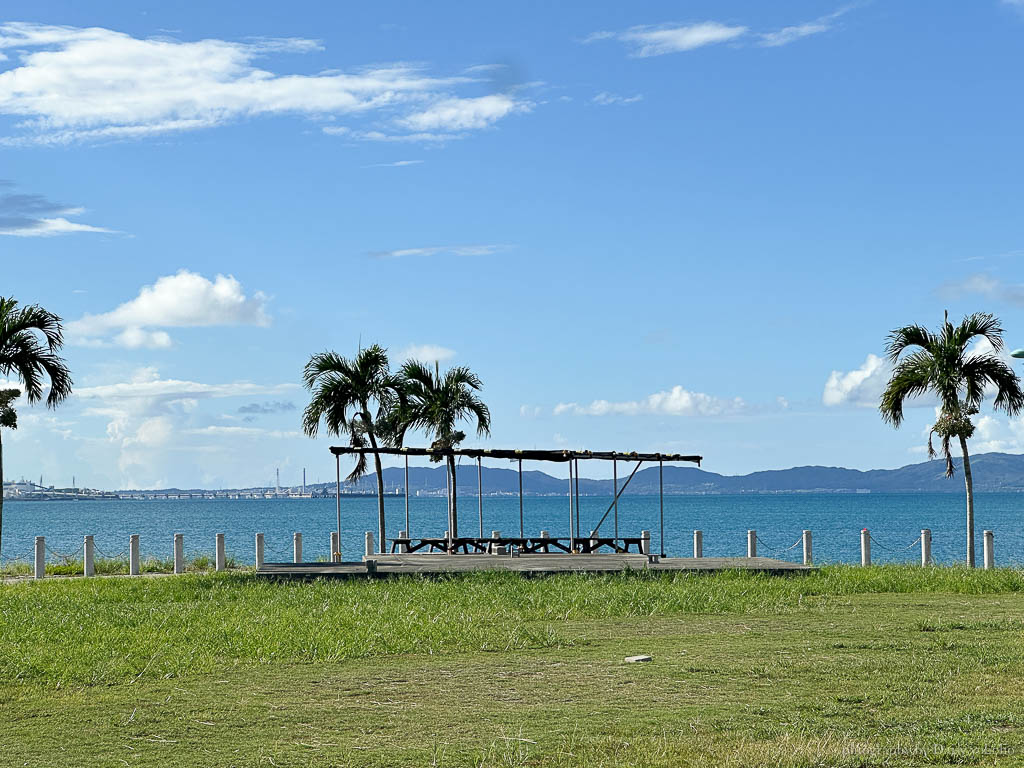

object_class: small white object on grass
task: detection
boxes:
[624,655,652,663]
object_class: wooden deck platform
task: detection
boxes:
[256,553,810,579]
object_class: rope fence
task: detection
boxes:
[755,534,804,559]
[867,532,923,553]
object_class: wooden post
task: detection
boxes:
[478,457,483,539]
[802,530,812,565]
[364,531,374,558]
[574,458,581,541]
[404,452,410,536]
[747,530,756,558]
[658,457,665,557]
[330,531,340,563]
[293,532,302,564]
[129,534,140,575]
[568,461,575,552]
[612,455,618,540]
[215,533,226,572]
[84,535,95,577]
[518,458,524,537]
[397,530,408,554]
[641,530,651,555]
[861,528,871,566]
[983,530,994,570]
[335,454,342,563]
[174,533,184,574]
[34,536,45,579]
[255,533,265,570]
[693,530,703,558]
[921,529,931,566]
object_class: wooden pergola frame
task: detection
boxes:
[329,446,703,558]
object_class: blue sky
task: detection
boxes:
[4,1,1024,489]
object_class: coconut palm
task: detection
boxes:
[395,361,490,540]
[302,345,403,553]
[0,298,73,564]
[880,311,1024,567]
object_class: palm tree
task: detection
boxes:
[0,298,73,564]
[396,361,490,540]
[302,345,402,554]
[880,311,1024,567]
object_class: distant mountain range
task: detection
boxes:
[293,452,1024,496]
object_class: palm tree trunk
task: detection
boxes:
[447,454,458,539]
[365,426,386,555]
[960,435,975,568]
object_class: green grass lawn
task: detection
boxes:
[2,567,1024,767]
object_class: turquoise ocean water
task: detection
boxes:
[1,493,1022,566]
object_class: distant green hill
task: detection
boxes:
[302,452,1024,495]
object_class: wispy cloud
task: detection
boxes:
[942,273,1024,307]
[586,7,852,57]
[368,244,509,259]
[592,92,643,106]
[0,181,114,237]
[555,386,745,417]
[758,6,853,47]
[586,22,748,58]
[0,22,531,145]
[363,159,424,168]
[68,270,270,348]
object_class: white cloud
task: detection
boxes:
[822,354,888,408]
[396,94,530,132]
[0,22,528,144]
[0,184,114,237]
[185,425,302,439]
[758,7,851,48]
[369,244,508,259]
[592,92,643,106]
[555,385,744,417]
[72,367,299,488]
[520,404,543,418]
[398,344,455,363]
[587,8,852,57]
[944,273,1024,307]
[68,270,269,348]
[364,159,423,168]
[587,22,748,57]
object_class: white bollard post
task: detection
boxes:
[983,530,994,570]
[861,529,871,567]
[397,530,408,554]
[84,535,95,577]
[802,530,812,566]
[589,529,598,553]
[693,530,703,558]
[365,531,374,558]
[540,530,549,553]
[641,530,651,555]
[173,533,184,574]
[34,536,45,579]
[215,533,226,572]
[330,531,340,563]
[747,530,757,558]
[921,529,931,566]
[491,530,504,555]
[293,532,303,563]
[255,533,265,570]
[129,534,141,576]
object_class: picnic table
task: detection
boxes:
[388,535,647,555]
